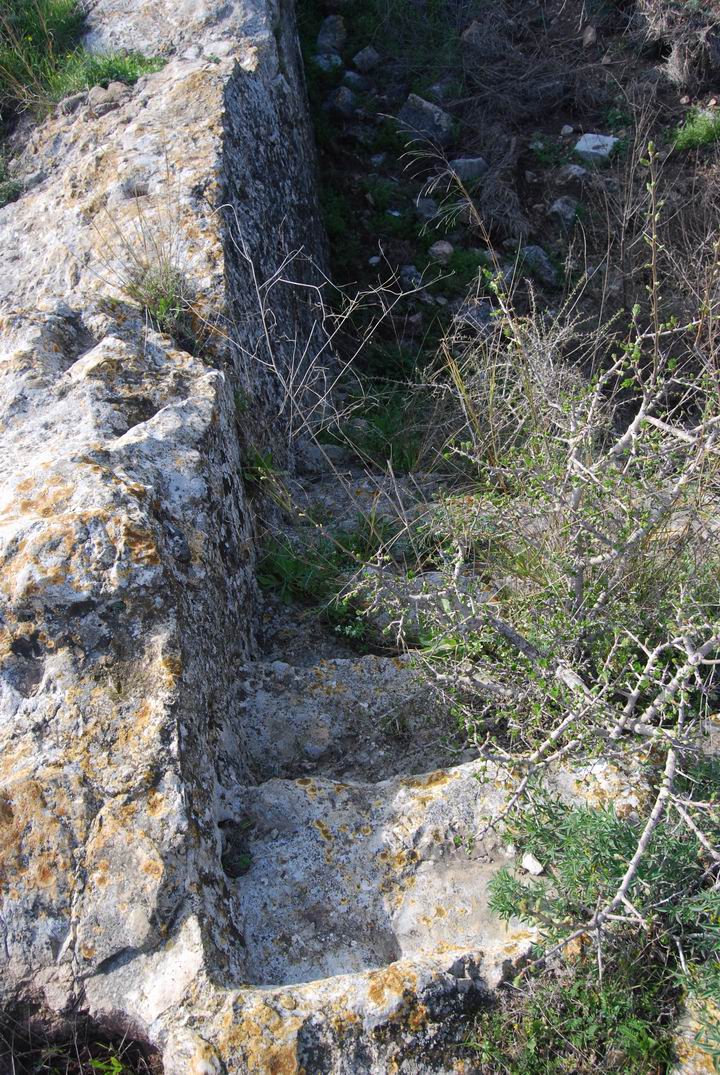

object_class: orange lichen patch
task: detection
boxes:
[7,475,76,521]
[0,779,76,899]
[296,779,317,799]
[142,857,164,880]
[111,699,162,756]
[401,770,451,791]
[328,1009,361,1040]
[80,944,96,960]
[218,1003,302,1075]
[672,997,719,1074]
[89,858,110,889]
[147,789,168,817]
[160,653,183,685]
[118,522,161,567]
[377,848,412,870]
[563,933,591,962]
[407,1004,428,1032]
[314,820,332,842]
[367,964,417,1007]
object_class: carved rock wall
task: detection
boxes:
[0,0,326,1062]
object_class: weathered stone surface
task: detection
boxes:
[317,14,347,53]
[448,156,488,182]
[429,239,454,264]
[312,51,343,71]
[397,94,456,147]
[521,244,559,287]
[574,131,619,164]
[548,195,579,229]
[324,85,357,118]
[352,45,381,72]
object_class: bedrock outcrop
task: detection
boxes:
[0,2,551,1072]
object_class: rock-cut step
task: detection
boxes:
[217,759,534,990]
[218,654,469,785]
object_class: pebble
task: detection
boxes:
[400,265,423,288]
[313,52,343,72]
[323,86,356,118]
[454,299,494,335]
[560,124,574,137]
[415,197,439,221]
[342,70,367,91]
[574,132,618,164]
[522,852,545,876]
[353,45,380,72]
[522,244,558,287]
[426,76,455,103]
[397,94,455,148]
[448,157,488,182]
[558,163,589,188]
[59,91,86,115]
[317,14,346,53]
[548,195,579,229]
[428,239,454,264]
[582,24,597,47]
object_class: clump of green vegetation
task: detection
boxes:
[321,388,426,473]
[425,247,491,296]
[258,514,401,643]
[0,1019,156,1074]
[0,0,163,115]
[468,940,676,1073]
[530,136,571,167]
[473,783,720,1072]
[124,262,195,347]
[673,106,720,150]
[44,49,164,103]
[0,155,20,206]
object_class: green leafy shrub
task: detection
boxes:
[674,107,720,150]
[480,786,720,1072]
[468,940,677,1073]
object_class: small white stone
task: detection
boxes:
[560,124,574,137]
[574,132,618,164]
[428,240,454,265]
[521,852,545,876]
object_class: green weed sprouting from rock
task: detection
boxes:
[123,261,194,344]
[0,0,163,115]
[0,154,20,206]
